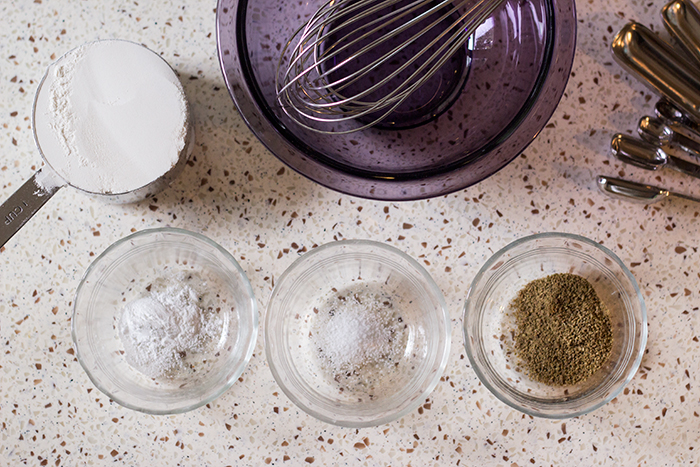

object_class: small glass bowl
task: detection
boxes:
[463,232,647,418]
[72,228,258,414]
[265,240,451,427]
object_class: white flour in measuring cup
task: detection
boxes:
[33,40,190,194]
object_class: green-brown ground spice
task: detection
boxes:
[511,273,613,386]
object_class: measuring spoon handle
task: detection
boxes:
[612,21,700,121]
[668,121,700,155]
[597,175,700,204]
[662,0,700,66]
[0,169,63,249]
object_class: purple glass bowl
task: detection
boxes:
[216,0,576,200]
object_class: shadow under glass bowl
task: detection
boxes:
[216,0,576,200]
[463,233,647,419]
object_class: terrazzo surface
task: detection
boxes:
[1,0,699,465]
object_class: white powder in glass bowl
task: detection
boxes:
[33,40,190,194]
[307,283,412,396]
[313,288,404,373]
[117,271,225,381]
[118,282,222,380]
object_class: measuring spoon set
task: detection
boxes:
[601,0,700,205]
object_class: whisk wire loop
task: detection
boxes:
[311,0,471,102]
[276,0,506,134]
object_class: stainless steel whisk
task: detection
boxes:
[275,0,506,134]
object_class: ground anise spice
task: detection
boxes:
[511,273,613,386]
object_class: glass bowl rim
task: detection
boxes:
[71,227,259,415]
[462,232,648,419]
[264,239,451,427]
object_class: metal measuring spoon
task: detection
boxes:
[662,0,700,66]
[597,175,700,204]
[655,100,700,133]
[611,22,700,121]
[638,116,700,155]
[598,175,700,204]
[611,133,700,178]
[0,40,194,249]
[637,116,674,145]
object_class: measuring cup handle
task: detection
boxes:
[0,169,63,249]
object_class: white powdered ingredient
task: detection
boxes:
[312,287,404,378]
[34,40,190,194]
[118,282,221,380]
[48,46,84,166]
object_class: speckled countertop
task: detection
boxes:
[1,0,699,465]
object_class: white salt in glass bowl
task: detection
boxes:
[265,240,450,427]
[463,232,647,418]
[72,228,258,414]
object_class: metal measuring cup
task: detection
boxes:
[0,40,194,248]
